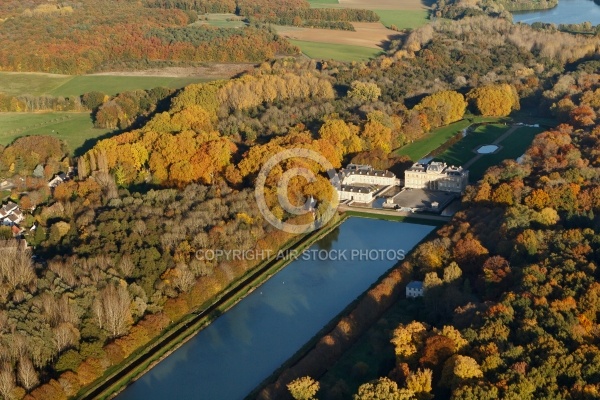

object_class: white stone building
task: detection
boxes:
[337,185,377,203]
[406,281,424,298]
[335,164,399,204]
[404,161,468,193]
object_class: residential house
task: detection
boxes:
[0,201,24,227]
[406,281,424,298]
[48,172,67,188]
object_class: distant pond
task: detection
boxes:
[512,0,600,25]
[116,217,435,400]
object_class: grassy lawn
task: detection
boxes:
[467,126,544,181]
[374,9,430,29]
[395,117,503,161]
[290,40,382,62]
[436,123,512,166]
[0,112,112,155]
[0,72,209,97]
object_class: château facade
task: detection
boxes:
[404,161,468,193]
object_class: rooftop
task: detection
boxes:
[339,184,378,194]
[407,281,423,290]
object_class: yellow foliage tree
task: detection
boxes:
[415,90,467,128]
[467,83,520,117]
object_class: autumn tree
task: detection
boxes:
[348,81,381,102]
[570,105,596,127]
[415,90,467,128]
[467,84,520,117]
[354,377,414,400]
[287,376,320,400]
[405,368,433,397]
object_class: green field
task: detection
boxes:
[437,123,512,166]
[374,9,430,29]
[0,112,111,155]
[0,73,209,97]
[395,117,503,161]
[466,126,543,180]
[290,40,383,62]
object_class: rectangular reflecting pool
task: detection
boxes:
[117,217,435,400]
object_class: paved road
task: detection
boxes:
[339,204,452,222]
[463,125,520,169]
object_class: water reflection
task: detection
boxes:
[117,217,434,400]
[513,0,600,25]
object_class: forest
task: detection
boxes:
[306,69,600,400]
[0,0,297,74]
[1,1,600,398]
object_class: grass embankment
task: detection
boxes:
[0,112,110,155]
[394,116,504,161]
[78,214,349,400]
[290,39,383,62]
[253,216,442,399]
[343,210,445,227]
[0,72,207,97]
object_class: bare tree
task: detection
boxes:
[96,284,131,338]
[17,357,38,391]
[53,323,80,353]
[173,264,196,293]
[0,363,15,400]
[118,256,135,278]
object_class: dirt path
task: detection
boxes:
[462,125,519,169]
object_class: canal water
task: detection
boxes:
[512,0,600,25]
[116,217,435,400]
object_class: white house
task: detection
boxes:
[406,281,424,298]
[0,202,23,226]
[48,172,67,188]
[334,164,399,204]
[405,161,469,193]
[339,164,399,186]
[337,185,376,203]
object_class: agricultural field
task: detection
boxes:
[0,72,212,97]
[277,22,397,49]
[374,9,430,29]
[190,13,247,28]
[289,40,383,61]
[0,112,111,155]
[308,0,339,5]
